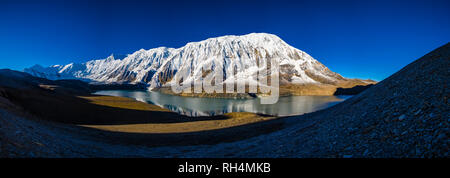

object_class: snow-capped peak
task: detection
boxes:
[24,33,345,87]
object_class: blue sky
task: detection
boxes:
[0,0,449,81]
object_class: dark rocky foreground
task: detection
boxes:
[0,43,449,157]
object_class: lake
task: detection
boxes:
[93,90,351,117]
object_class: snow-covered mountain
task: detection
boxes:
[24,33,368,93]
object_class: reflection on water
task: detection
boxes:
[94,90,351,117]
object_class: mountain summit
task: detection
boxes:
[25,33,373,95]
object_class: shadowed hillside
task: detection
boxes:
[0,69,283,156]
[333,84,374,95]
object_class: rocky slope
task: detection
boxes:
[25,33,373,96]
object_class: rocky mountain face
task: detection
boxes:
[24,33,373,95]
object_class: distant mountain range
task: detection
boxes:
[24,33,374,95]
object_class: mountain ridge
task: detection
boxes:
[24,33,374,96]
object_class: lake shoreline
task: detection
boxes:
[94,90,351,117]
